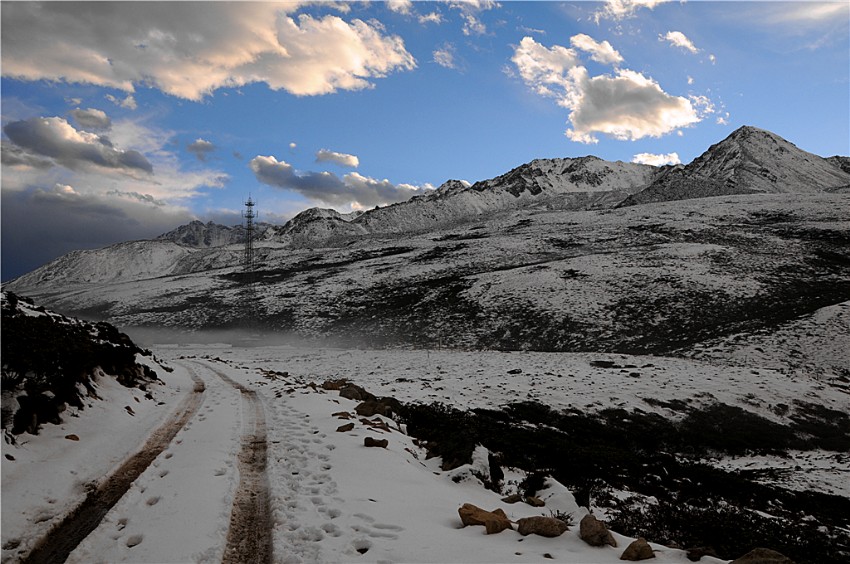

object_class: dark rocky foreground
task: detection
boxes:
[1,292,161,436]
[394,398,850,564]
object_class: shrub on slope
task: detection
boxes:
[1,292,159,435]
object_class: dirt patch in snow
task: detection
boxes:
[206,365,274,564]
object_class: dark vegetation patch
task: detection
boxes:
[397,399,850,563]
[1,292,159,436]
[222,246,415,285]
[432,232,488,242]
[412,243,467,263]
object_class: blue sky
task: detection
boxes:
[2,1,848,279]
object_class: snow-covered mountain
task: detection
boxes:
[157,220,276,248]
[620,126,850,206]
[5,127,850,354]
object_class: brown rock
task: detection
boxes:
[64,434,80,441]
[364,437,388,448]
[687,546,719,561]
[336,423,355,432]
[356,400,393,417]
[501,493,523,504]
[579,514,617,547]
[322,379,348,390]
[458,503,513,534]
[339,384,375,402]
[621,538,655,561]
[517,516,569,538]
[332,411,352,419]
[730,548,795,564]
[525,496,545,507]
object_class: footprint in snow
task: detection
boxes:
[126,534,144,548]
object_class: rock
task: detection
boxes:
[730,548,795,564]
[517,516,569,538]
[364,437,388,448]
[687,546,719,561]
[336,423,355,432]
[507,368,523,374]
[501,493,523,504]
[322,379,347,390]
[580,514,617,547]
[356,400,393,417]
[590,360,619,369]
[64,434,80,441]
[4,454,15,461]
[339,384,375,402]
[458,503,513,534]
[525,496,545,507]
[332,411,352,419]
[621,538,655,560]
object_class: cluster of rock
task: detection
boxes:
[319,377,797,564]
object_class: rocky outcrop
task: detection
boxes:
[364,437,388,448]
[580,514,617,547]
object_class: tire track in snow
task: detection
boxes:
[21,370,206,564]
[199,362,273,564]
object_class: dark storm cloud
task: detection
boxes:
[3,117,153,174]
[1,187,192,281]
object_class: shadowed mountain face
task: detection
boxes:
[6,127,850,353]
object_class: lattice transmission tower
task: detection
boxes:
[242,196,256,276]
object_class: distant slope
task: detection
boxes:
[620,126,850,206]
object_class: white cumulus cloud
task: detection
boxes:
[632,152,681,166]
[1,3,416,101]
[433,44,458,69]
[315,149,360,168]
[512,36,702,143]
[660,31,700,54]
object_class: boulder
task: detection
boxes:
[336,423,355,432]
[501,493,523,504]
[686,546,719,561]
[364,437,388,448]
[517,516,569,538]
[322,379,347,390]
[339,384,375,402]
[356,400,393,417]
[580,514,617,547]
[526,496,545,507]
[64,434,80,441]
[621,538,655,561]
[458,503,513,534]
[730,548,795,564]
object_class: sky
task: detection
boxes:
[1,0,848,280]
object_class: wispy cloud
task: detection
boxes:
[660,31,700,54]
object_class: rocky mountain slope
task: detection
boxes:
[5,127,850,355]
[620,126,850,206]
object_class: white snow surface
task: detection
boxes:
[14,344,820,563]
